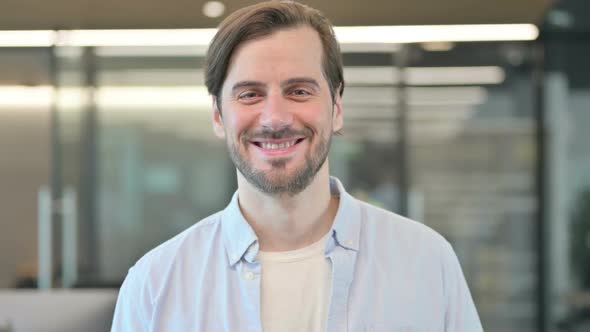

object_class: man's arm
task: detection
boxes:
[111,267,152,332]
[442,240,484,331]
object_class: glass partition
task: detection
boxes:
[0,48,52,288]
[0,36,552,332]
[407,42,538,331]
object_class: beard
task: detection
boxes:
[227,126,331,196]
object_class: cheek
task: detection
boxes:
[301,105,333,128]
[226,112,256,138]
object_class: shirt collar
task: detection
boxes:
[221,191,259,266]
[220,176,361,266]
[328,177,361,252]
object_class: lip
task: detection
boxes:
[250,137,306,157]
[249,137,305,144]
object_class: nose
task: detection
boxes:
[258,92,294,130]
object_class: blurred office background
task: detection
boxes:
[0,0,588,331]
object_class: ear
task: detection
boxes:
[212,97,226,139]
[332,89,343,133]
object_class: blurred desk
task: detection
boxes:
[557,291,590,332]
[566,291,590,309]
[0,289,118,332]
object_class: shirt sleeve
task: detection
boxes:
[442,240,484,332]
[111,266,152,332]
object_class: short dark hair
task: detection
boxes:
[205,0,344,108]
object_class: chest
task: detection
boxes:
[149,253,445,332]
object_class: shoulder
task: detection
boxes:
[136,211,223,270]
[355,198,452,257]
[359,199,447,243]
[124,211,224,290]
[354,197,460,286]
[113,211,225,327]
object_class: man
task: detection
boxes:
[112,1,483,331]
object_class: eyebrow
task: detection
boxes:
[231,81,266,95]
[230,77,321,95]
[280,77,320,90]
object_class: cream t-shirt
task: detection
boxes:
[258,231,332,332]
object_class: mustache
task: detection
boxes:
[242,127,313,141]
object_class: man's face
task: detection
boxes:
[212,26,343,196]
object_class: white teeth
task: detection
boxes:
[260,140,297,150]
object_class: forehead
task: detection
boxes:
[223,26,325,88]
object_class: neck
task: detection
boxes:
[236,161,339,252]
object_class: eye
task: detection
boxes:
[293,89,309,96]
[290,89,312,98]
[237,90,264,105]
[238,91,260,100]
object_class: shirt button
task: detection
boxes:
[244,271,255,280]
[347,240,354,246]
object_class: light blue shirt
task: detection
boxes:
[112,177,483,331]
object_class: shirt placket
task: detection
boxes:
[238,260,263,332]
[326,247,357,332]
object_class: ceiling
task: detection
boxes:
[0,0,554,30]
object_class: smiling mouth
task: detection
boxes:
[251,138,305,150]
